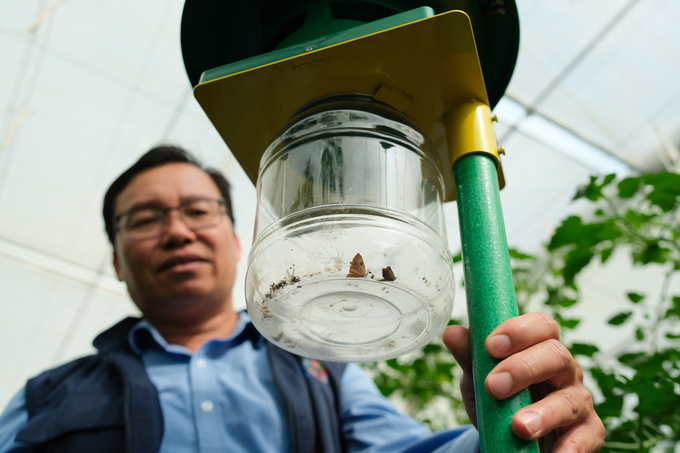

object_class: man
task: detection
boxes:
[0,146,604,452]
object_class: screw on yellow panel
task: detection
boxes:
[444,100,505,191]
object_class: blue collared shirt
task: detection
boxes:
[0,312,478,452]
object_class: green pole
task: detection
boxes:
[453,154,539,453]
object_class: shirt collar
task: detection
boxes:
[127,311,261,356]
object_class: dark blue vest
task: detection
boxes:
[15,317,346,453]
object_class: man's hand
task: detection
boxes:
[442,312,605,453]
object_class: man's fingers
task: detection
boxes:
[470,312,605,452]
[443,325,479,427]
[511,386,593,439]
[550,418,606,453]
[459,372,476,403]
[512,383,604,452]
[485,339,577,399]
[442,325,473,376]
[486,312,561,359]
[459,372,478,428]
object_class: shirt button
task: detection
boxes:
[200,400,214,413]
[195,358,207,369]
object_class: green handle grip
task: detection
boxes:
[453,154,538,453]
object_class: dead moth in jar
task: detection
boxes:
[346,253,367,278]
[381,266,397,281]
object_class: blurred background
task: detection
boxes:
[1,0,679,409]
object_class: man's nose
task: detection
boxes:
[160,212,196,245]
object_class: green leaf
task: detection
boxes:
[558,318,580,330]
[562,319,580,329]
[590,368,624,419]
[584,176,603,201]
[633,242,670,265]
[557,298,578,308]
[452,252,462,263]
[544,288,579,308]
[602,173,617,187]
[643,172,680,212]
[569,342,599,357]
[562,248,594,286]
[597,219,623,242]
[574,174,616,203]
[549,216,588,249]
[626,292,645,303]
[543,287,560,307]
[574,175,614,201]
[549,217,622,255]
[635,328,644,340]
[508,249,536,261]
[666,332,680,339]
[375,384,396,397]
[664,296,680,319]
[594,399,624,421]
[590,367,624,393]
[600,247,614,263]
[385,358,409,373]
[422,344,444,354]
[628,353,680,416]
[617,351,647,366]
[608,311,633,326]
[643,171,680,190]
[594,209,605,216]
[571,187,585,201]
[623,209,654,229]
[617,177,640,198]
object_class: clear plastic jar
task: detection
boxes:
[245,98,454,361]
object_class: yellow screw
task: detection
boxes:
[498,146,506,155]
[492,115,499,123]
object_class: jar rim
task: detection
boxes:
[261,96,441,171]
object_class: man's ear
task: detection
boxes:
[113,251,124,282]
[233,233,242,261]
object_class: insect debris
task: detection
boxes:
[265,275,301,298]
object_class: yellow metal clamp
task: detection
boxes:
[444,100,506,192]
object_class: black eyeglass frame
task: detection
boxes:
[113,198,228,239]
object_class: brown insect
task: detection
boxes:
[346,253,367,278]
[381,266,397,281]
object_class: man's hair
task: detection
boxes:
[102,145,235,246]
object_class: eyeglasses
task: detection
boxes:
[115,198,227,240]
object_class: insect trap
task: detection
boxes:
[180,1,517,362]
[182,3,540,450]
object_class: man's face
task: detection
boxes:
[112,163,240,324]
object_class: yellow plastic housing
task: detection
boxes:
[193,9,503,202]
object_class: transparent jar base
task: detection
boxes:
[246,205,455,362]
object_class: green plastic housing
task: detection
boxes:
[199,7,434,84]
